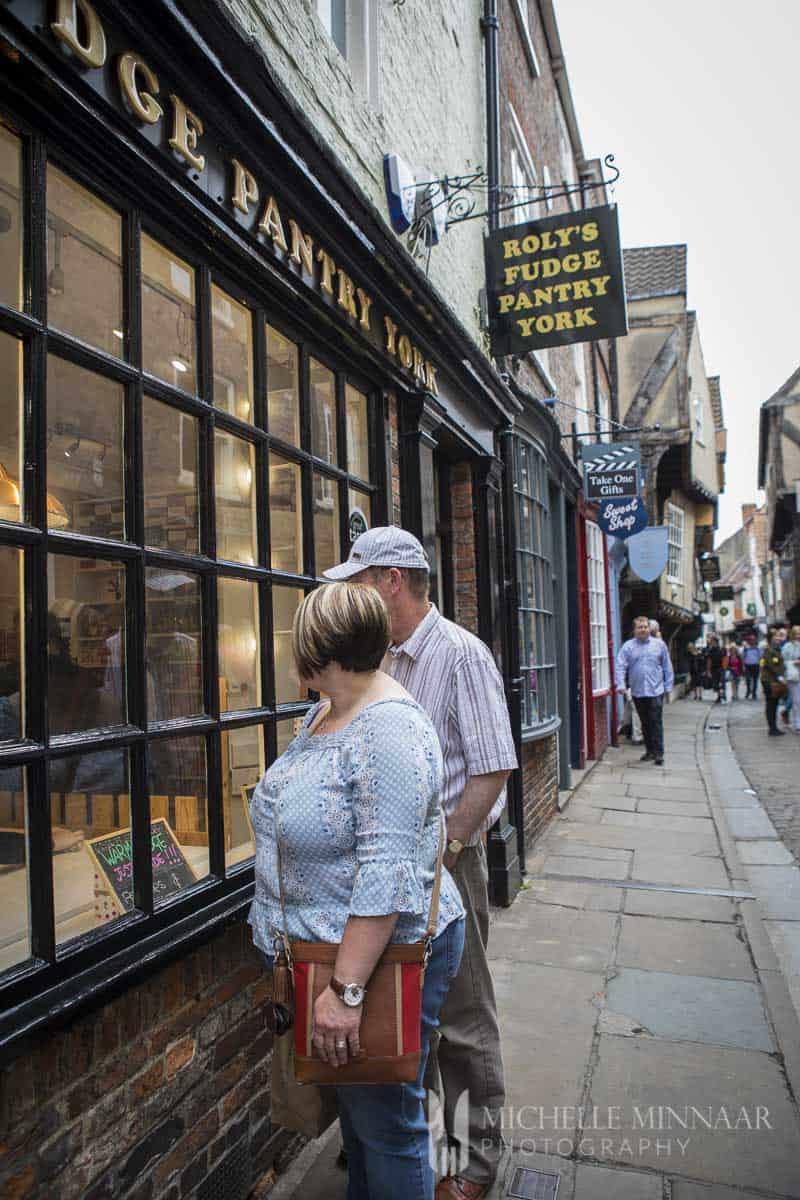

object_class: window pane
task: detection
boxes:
[141,234,196,391]
[219,578,261,711]
[345,384,369,480]
[48,356,124,538]
[143,397,199,554]
[0,125,22,311]
[0,547,22,744]
[148,735,209,896]
[216,431,257,565]
[275,717,300,758]
[47,165,123,358]
[270,454,302,574]
[145,569,203,721]
[212,286,253,421]
[222,725,264,869]
[267,326,299,446]
[0,765,28,971]
[347,488,371,546]
[48,556,126,734]
[52,749,129,945]
[313,472,340,576]
[272,586,306,704]
[310,359,337,464]
[0,334,22,528]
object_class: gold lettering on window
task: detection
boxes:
[51,0,107,69]
[118,52,163,125]
[231,159,258,215]
[169,94,206,172]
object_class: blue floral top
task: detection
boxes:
[248,697,465,956]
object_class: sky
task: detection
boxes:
[555,0,800,542]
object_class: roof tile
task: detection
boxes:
[623,244,687,300]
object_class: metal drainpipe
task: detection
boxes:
[481,0,501,234]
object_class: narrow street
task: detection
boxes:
[280,698,800,1200]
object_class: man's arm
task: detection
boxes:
[445,770,511,863]
[616,641,631,691]
[661,641,675,693]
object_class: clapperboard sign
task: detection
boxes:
[582,442,640,502]
[86,818,196,919]
[484,204,628,357]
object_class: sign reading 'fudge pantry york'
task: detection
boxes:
[485,205,628,357]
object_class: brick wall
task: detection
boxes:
[451,463,478,636]
[0,922,298,1200]
[592,694,609,760]
[389,393,401,526]
[520,733,558,848]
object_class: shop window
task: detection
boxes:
[0,124,22,311]
[141,233,197,391]
[218,577,261,711]
[666,501,685,581]
[267,325,300,446]
[0,114,382,1023]
[586,521,609,694]
[215,430,257,565]
[0,765,28,971]
[212,285,253,421]
[48,355,124,538]
[142,396,199,553]
[47,165,123,358]
[310,358,337,465]
[514,437,556,730]
[0,330,23,526]
[145,568,203,722]
[48,555,127,735]
[0,546,22,745]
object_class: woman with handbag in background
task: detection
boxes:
[760,628,788,737]
[249,581,465,1200]
[781,625,800,732]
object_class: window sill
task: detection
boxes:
[513,0,541,77]
[521,714,560,743]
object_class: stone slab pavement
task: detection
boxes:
[269,700,800,1200]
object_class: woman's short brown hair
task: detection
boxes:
[292,582,390,679]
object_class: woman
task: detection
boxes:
[249,582,465,1199]
[781,625,800,733]
[687,642,703,700]
[760,628,787,737]
[727,642,743,702]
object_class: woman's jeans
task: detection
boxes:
[336,917,466,1200]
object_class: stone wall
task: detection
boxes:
[0,924,295,1200]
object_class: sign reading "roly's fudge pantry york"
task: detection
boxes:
[28,0,440,393]
[485,204,628,357]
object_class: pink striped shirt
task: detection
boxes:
[386,605,518,844]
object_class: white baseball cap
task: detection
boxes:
[323,526,430,580]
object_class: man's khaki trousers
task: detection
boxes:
[424,841,506,1185]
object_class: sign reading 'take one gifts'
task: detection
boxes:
[485,205,628,356]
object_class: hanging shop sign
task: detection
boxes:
[712,585,735,601]
[349,506,369,543]
[582,442,640,501]
[627,526,669,583]
[746,602,757,617]
[719,606,730,617]
[700,555,722,583]
[595,494,648,540]
[484,204,628,357]
[19,1,441,394]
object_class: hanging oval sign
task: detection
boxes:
[595,495,648,540]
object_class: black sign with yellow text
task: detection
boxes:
[485,205,628,357]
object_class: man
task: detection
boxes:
[325,526,517,1200]
[760,627,787,737]
[706,634,728,705]
[742,633,761,699]
[616,615,675,766]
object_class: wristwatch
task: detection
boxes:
[330,976,366,1007]
[447,837,465,856]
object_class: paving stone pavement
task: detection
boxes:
[272,699,800,1200]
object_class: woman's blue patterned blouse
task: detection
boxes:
[248,697,465,955]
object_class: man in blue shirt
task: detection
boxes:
[616,615,675,765]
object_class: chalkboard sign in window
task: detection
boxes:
[86,820,196,918]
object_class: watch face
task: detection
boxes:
[343,984,364,1007]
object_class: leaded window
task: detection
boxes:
[666,502,685,581]
[0,118,380,1002]
[514,438,556,730]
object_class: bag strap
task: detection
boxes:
[425,811,446,940]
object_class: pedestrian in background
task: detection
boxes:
[781,625,800,733]
[687,642,704,700]
[727,642,743,701]
[742,634,761,699]
[706,635,728,704]
[325,527,517,1200]
[760,628,787,737]
[616,615,675,766]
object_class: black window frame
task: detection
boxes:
[0,111,386,1043]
